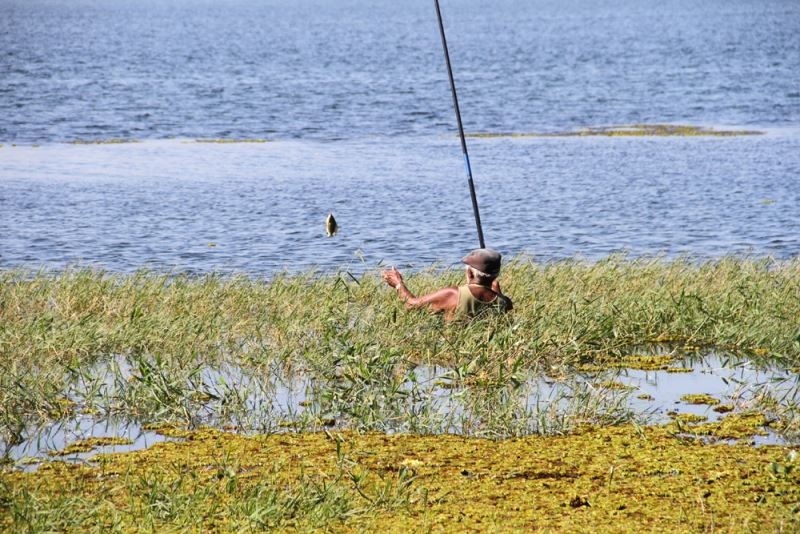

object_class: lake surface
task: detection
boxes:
[1,0,799,272]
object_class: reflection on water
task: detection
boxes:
[4,351,796,469]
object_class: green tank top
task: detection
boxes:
[455,284,511,318]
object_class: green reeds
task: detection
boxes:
[1,257,798,447]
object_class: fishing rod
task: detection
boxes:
[433,0,485,249]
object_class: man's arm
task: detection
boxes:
[382,267,459,315]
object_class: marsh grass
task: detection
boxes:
[1,257,799,450]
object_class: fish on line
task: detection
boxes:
[325,213,338,237]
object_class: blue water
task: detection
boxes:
[2,0,799,142]
[1,0,799,272]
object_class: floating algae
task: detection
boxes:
[672,412,772,441]
[680,393,721,406]
[193,138,271,143]
[48,437,133,456]
[599,380,637,391]
[667,412,708,424]
[67,138,140,144]
[466,124,764,138]
[578,354,679,373]
[665,367,693,373]
[1,426,797,532]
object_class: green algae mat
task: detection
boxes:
[2,425,797,532]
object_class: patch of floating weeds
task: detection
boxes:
[714,404,735,414]
[66,138,139,144]
[636,394,654,401]
[141,423,192,439]
[665,367,693,373]
[667,412,708,424]
[48,437,133,456]
[466,124,764,138]
[579,353,680,373]
[681,393,721,405]
[599,380,636,391]
[1,426,798,531]
[677,412,770,440]
[193,138,271,143]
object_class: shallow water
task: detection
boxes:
[5,351,795,468]
[597,354,797,426]
[6,417,172,471]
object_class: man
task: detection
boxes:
[382,248,513,320]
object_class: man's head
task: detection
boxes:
[462,248,502,283]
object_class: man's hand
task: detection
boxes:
[382,267,404,288]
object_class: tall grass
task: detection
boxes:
[1,256,798,447]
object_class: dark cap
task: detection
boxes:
[462,248,502,276]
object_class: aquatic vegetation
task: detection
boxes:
[0,257,798,448]
[1,425,797,531]
[193,138,271,143]
[749,382,800,444]
[66,138,139,145]
[466,124,764,138]
[681,394,721,406]
[667,412,708,424]
[1,258,798,528]
[579,354,677,372]
[677,413,770,441]
[599,381,636,391]
[48,437,133,456]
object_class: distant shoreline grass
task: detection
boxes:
[1,123,767,147]
[466,124,764,138]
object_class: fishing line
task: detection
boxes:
[433,0,486,248]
